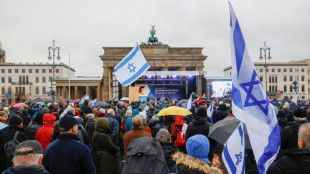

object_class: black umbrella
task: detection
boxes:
[208,116,251,149]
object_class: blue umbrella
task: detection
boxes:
[93,102,109,108]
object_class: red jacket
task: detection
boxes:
[35,113,56,152]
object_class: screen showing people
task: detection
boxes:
[211,81,232,98]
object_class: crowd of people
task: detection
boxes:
[0,95,309,174]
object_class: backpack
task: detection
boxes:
[174,126,186,148]
[4,131,20,165]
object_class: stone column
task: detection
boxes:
[86,86,90,95]
[96,86,101,101]
[122,87,127,98]
[62,87,65,97]
[102,66,113,101]
[74,86,78,99]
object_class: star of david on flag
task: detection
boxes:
[222,123,245,174]
[229,3,280,174]
[114,44,150,86]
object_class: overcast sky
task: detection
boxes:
[1,0,309,77]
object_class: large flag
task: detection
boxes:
[292,90,298,104]
[184,95,192,110]
[114,44,150,86]
[81,94,89,101]
[207,102,214,123]
[222,123,245,174]
[229,3,280,174]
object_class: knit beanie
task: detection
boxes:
[59,115,78,132]
[186,134,210,163]
[197,106,207,117]
[132,109,139,117]
[8,115,23,127]
[294,107,306,118]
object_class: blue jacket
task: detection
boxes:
[104,113,119,146]
[125,116,133,132]
[43,134,95,174]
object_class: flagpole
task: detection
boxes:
[138,43,173,102]
[68,53,71,100]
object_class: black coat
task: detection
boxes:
[267,148,310,174]
[160,142,177,170]
[43,133,95,174]
[148,119,162,137]
[2,165,49,174]
[26,123,43,140]
[80,105,92,114]
[281,120,308,150]
[122,137,169,174]
[85,119,95,147]
[213,104,228,124]
[185,116,215,160]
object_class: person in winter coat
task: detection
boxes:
[123,137,170,174]
[147,107,155,124]
[148,114,162,137]
[85,113,95,148]
[281,107,308,150]
[26,113,43,140]
[105,109,119,146]
[123,116,151,159]
[213,104,228,124]
[43,115,95,174]
[93,117,120,174]
[186,106,215,160]
[125,109,139,132]
[172,135,222,174]
[156,128,177,172]
[2,115,27,168]
[80,99,92,114]
[21,110,31,128]
[267,122,310,174]
[35,113,56,152]
[2,140,49,174]
[277,109,288,129]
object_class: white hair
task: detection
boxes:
[99,108,106,114]
[298,123,310,148]
[13,154,42,166]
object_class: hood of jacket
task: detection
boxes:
[42,113,56,127]
[288,120,308,131]
[192,116,207,126]
[95,117,110,133]
[172,152,222,174]
[197,106,207,118]
[217,104,227,111]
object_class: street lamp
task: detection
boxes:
[48,40,61,102]
[259,41,271,94]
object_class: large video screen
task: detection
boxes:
[211,81,232,98]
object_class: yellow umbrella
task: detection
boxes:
[157,106,192,116]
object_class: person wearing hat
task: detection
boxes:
[281,107,309,150]
[85,113,95,148]
[2,140,48,174]
[172,134,222,174]
[43,115,95,174]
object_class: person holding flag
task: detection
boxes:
[228,2,281,174]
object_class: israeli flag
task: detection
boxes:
[89,98,97,105]
[222,123,245,174]
[292,90,298,104]
[81,94,89,101]
[184,95,192,110]
[207,102,214,123]
[229,3,280,174]
[114,44,150,86]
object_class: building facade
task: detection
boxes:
[0,47,75,103]
[224,60,309,100]
[100,44,207,101]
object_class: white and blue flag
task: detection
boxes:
[184,95,192,110]
[81,94,89,101]
[207,102,214,123]
[292,90,298,104]
[222,123,245,174]
[89,98,97,105]
[114,44,150,86]
[229,3,280,174]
